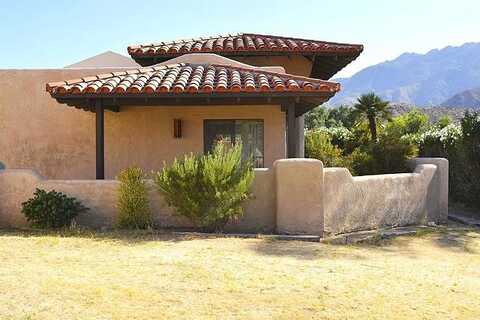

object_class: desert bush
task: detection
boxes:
[385,109,429,140]
[461,111,480,160]
[154,142,254,231]
[305,130,353,169]
[350,135,418,175]
[21,188,88,229]
[116,166,152,229]
[309,126,354,150]
[305,105,360,130]
[435,115,453,129]
[419,123,462,156]
[419,112,480,209]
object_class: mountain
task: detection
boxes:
[331,42,480,106]
[65,51,139,68]
[441,87,480,108]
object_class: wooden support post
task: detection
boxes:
[95,100,105,179]
[286,104,297,158]
[295,115,305,157]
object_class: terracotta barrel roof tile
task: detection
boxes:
[46,63,340,97]
[127,33,363,80]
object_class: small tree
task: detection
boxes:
[154,142,254,231]
[353,93,391,141]
[116,166,152,229]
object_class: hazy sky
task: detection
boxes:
[0,0,478,77]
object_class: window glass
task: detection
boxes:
[204,120,264,167]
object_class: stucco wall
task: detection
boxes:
[275,159,324,236]
[323,163,444,235]
[234,55,313,77]
[0,69,286,179]
[0,158,448,235]
[0,168,275,232]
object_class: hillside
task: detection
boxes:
[331,42,480,106]
[388,103,477,123]
[441,87,480,108]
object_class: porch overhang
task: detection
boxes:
[47,62,340,114]
[51,92,335,116]
[46,62,341,179]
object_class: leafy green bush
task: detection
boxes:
[154,142,255,231]
[419,112,480,209]
[116,166,152,229]
[435,115,453,129]
[305,130,352,169]
[351,136,418,175]
[384,109,429,139]
[305,105,360,130]
[461,111,480,161]
[21,188,88,229]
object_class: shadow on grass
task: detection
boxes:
[0,228,211,245]
[249,224,480,260]
[249,239,369,260]
[426,224,480,254]
[1,223,478,258]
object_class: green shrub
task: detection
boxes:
[21,188,88,229]
[420,112,480,209]
[435,115,453,129]
[351,135,418,175]
[154,142,254,231]
[116,166,152,229]
[305,105,360,130]
[384,109,429,139]
[305,130,352,169]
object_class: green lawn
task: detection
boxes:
[0,224,479,320]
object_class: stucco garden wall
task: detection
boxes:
[0,168,275,232]
[0,158,447,236]
[0,70,286,180]
[323,164,441,235]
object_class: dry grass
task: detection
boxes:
[1,225,479,320]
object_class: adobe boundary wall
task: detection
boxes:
[0,158,448,236]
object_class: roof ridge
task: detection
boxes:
[128,33,244,50]
[241,33,363,48]
[128,33,363,50]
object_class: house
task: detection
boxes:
[0,34,450,234]
[45,33,363,179]
[0,33,361,180]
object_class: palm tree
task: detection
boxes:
[353,93,391,141]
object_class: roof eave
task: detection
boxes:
[49,91,338,114]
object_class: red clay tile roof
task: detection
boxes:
[46,63,340,96]
[127,33,363,79]
[128,33,362,56]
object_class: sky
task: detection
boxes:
[0,0,479,78]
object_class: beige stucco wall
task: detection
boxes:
[323,163,444,235]
[234,55,313,77]
[275,159,324,236]
[0,168,275,232]
[0,69,286,179]
[0,158,448,235]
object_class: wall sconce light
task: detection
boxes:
[173,119,182,138]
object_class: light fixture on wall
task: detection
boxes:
[173,119,182,138]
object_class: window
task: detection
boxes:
[204,120,264,167]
